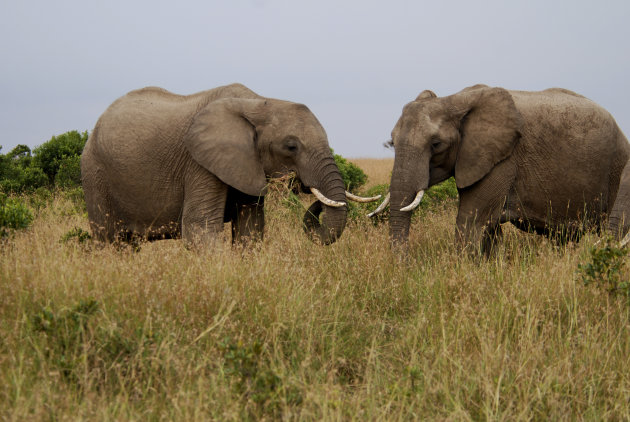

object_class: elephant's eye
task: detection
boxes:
[431,137,441,150]
[283,136,299,154]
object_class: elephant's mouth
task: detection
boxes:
[302,199,346,245]
[289,178,312,195]
[283,173,380,245]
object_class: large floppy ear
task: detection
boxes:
[451,87,523,189]
[184,98,267,197]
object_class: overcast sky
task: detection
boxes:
[1,0,629,158]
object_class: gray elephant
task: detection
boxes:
[370,84,630,253]
[81,84,376,246]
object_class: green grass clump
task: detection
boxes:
[0,194,33,236]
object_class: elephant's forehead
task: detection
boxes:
[400,105,441,136]
[267,112,326,138]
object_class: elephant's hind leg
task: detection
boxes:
[609,160,630,239]
[82,170,120,242]
[181,169,228,246]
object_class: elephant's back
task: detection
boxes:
[509,88,628,220]
[509,89,617,135]
[90,84,260,160]
[84,88,202,225]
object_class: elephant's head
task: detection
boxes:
[185,97,356,244]
[378,85,523,244]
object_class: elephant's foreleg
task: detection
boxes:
[456,161,515,255]
[456,205,507,256]
[181,170,228,246]
[609,160,630,239]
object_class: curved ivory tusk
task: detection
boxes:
[311,187,346,207]
[620,231,630,248]
[367,193,390,217]
[400,190,425,212]
[345,191,382,203]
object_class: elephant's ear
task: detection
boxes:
[452,87,523,189]
[415,90,437,101]
[184,98,267,197]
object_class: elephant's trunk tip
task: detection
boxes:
[302,200,346,245]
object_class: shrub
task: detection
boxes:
[579,238,629,298]
[332,151,367,193]
[55,154,82,188]
[0,166,48,193]
[33,130,88,184]
[7,144,34,168]
[355,178,459,225]
[0,194,33,237]
[349,183,390,224]
[0,145,49,193]
[1,131,87,192]
[421,177,458,210]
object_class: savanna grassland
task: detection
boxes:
[1,157,630,421]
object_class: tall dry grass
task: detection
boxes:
[349,158,393,187]
[0,161,629,420]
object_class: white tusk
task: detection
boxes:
[367,193,390,217]
[620,230,630,248]
[311,187,346,207]
[345,191,382,203]
[400,190,425,212]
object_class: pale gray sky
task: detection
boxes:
[1,0,629,157]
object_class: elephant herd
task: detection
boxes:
[80,83,630,254]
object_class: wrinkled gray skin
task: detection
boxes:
[81,84,347,246]
[388,84,630,253]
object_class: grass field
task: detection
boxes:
[1,158,630,420]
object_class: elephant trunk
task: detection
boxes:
[390,190,415,245]
[302,152,347,245]
[389,146,429,245]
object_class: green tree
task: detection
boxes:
[33,130,88,184]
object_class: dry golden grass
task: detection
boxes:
[349,158,393,188]
[1,162,630,420]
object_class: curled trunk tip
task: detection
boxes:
[303,200,346,245]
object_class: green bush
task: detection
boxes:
[1,131,87,192]
[356,178,458,225]
[0,145,48,192]
[0,166,48,193]
[353,183,390,224]
[421,177,458,210]
[579,238,629,298]
[332,151,367,193]
[55,154,82,188]
[0,194,33,237]
[6,144,34,168]
[33,130,88,184]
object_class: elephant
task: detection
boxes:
[81,83,378,246]
[370,84,630,253]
